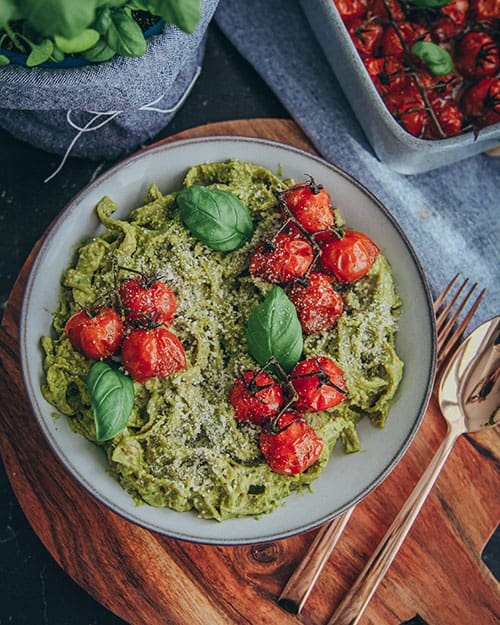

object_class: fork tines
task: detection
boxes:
[434,274,486,371]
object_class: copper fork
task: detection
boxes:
[278,274,486,614]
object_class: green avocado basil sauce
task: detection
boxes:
[41,159,403,521]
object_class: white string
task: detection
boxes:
[44,64,202,183]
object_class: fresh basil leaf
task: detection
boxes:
[408,0,452,7]
[84,37,115,62]
[132,0,201,33]
[54,29,100,53]
[49,44,65,62]
[0,54,10,66]
[246,286,303,372]
[177,185,254,252]
[0,0,19,28]
[26,38,54,66]
[86,361,134,442]
[20,0,97,38]
[105,7,147,57]
[411,41,454,75]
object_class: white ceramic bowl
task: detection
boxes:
[20,137,436,544]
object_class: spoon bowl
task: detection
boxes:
[439,315,500,435]
[327,315,500,625]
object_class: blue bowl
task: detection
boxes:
[0,19,165,68]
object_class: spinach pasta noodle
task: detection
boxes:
[41,160,403,521]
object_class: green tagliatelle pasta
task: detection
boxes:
[41,159,403,521]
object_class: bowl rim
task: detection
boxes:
[19,135,437,544]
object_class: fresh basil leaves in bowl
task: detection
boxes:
[20,136,435,545]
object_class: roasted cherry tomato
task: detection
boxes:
[290,357,347,412]
[281,180,335,236]
[369,0,405,21]
[426,94,464,138]
[381,22,430,60]
[469,0,500,22]
[320,229,379,283]
[228,371,284,425]
[119,275,177,326]
[121,326,186,383]
[249,232,314,284]
[336,0,368,22]
[416,68,461,99]
[454,32,500,81]
[430,0,468,42]
[383,87,427,137]
[65,307,123,360]
[348,18,384,56]
[259,411,324,475]
[362,55,407,95]
[287,272,344,335]
[462,77,500,127]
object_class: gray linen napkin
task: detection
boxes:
[215,0,499,324]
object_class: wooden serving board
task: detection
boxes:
[0,119,499,625]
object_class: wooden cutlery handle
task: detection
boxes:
[327,428,460,625]
[278,507,354,613]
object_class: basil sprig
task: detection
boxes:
[411,41,454,75]
[177,185,254,252]
[246,286,303,372]
[86,361,134,442]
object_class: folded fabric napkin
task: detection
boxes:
[215,0,499,325]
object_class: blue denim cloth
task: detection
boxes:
[215,0,499,325]
[0,0,219,160]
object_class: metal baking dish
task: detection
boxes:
[299,0,500,174]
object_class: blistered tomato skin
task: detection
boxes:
[287,272,343,335]
[229,371,284,425]
[249,232,314,284]
[335,0,368,22]
[65,308,124,360]
[320,229,380,283]
[119,277,177,326]
[121,327,186,384]
[462,77,500,127]
[282,182,335,236]
[469,0,500,22]
[430,0,468,42]
[290,357,347,413]
[348,19,384,56]
[454,32,500,81]
[259,412,324,475]
[381,23,430,60]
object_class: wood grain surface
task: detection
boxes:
[0,119,499,625]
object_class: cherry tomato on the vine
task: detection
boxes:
[454,32,500,81]
[381,23,430,60]
[290,357,347,413]
[229,371,284,425]
[462,77,500,127]
[320,229,379,283]
[369,0,405,21]
[249,232,314,284]
[119,276,177,326]
[469,0,500,22]
[348,18,384,57]
[429,0,468,42]
[287,272,343,335]
[383,87,428,137]
[121,326,186,384]
[65,307,123,360]
[362,56,407,95]
[335,0,368,22]
[426,94,464,138]
[281,180,335,237]
[259,411,324,475]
